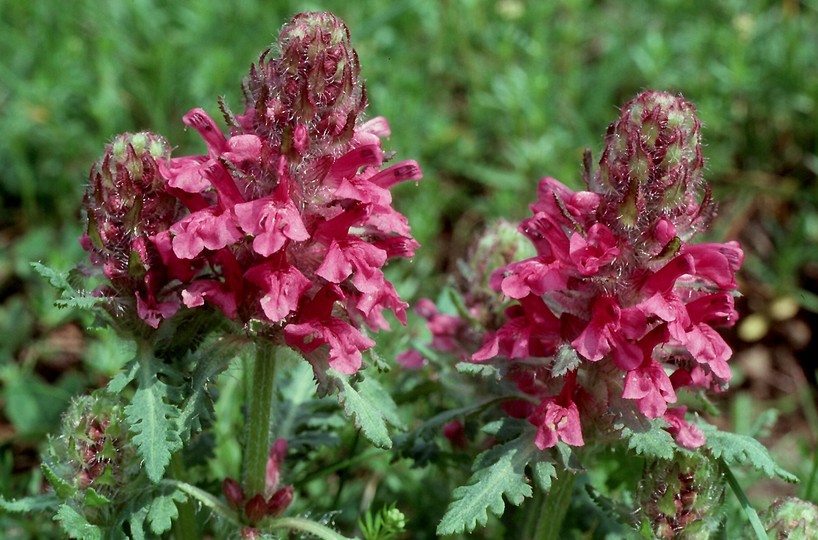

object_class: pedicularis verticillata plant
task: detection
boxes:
[7,10,811,540]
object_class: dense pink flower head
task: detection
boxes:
[83,13,421,373]
[153,12,421,376]
[409,91,742,451]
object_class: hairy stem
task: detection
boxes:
[531,469,576,540]
[243,342,277,497]
[169,454,200,540]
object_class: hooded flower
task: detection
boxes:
[411,91,742,451]
[154,12,421,376]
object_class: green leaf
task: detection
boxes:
[83,488,112,509]
[55,504,102,540]
[177,337,239,440]
[701,423,798,482]
[30,262,103,310]
[107,358,138,394]
[615,417,675,460]
[147,492,183,535]
[437,432,541,535]
[125,353,182,482]
[41,460,76,499]
[455,361,501,379]
[532,458,558,492]
[0,493,59,513]
[330,370,403,449]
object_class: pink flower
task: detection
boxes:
[529,396,584,449]
[441,91,742,454]
[663,407,705,449]
[79,12,422,373]
[569,222,619,276]
[571,295,646,368]
[244,258,311,323]
[284,285,376,374]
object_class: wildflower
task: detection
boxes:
[457,91,742,449]
[145,12,420,375]
[82,132,182,328]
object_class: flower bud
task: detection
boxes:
[266,485,294,517]
[591,91,713,242]
[222,477,246,510]
[44,391,135,499]
[636,454,724,538]
[83,132,177,285]
[757,497,818,539]
[244,493,268,525]
[241,12,365,158]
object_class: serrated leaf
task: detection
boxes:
[437,433,540,535]
[55,504,102,540]
[41,460,76,499]
[0,494,59,513]
[31,262,103,310]
[455,361,501,379]
[552,345,580,377]
[107,358,138,394]
[177,338,239,440]
[147,493,181,535]
[330,370,402,449]
[616,417,675,460]
[125,355,182,482]
[701,423,798,482]
[532,458,558,492]
[128,504,150,540]
[83,488,112,509]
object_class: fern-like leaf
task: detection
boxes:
[55,504,102,540]
[330,370,403,449]
[615,417,676,461]
[125,352,182,483]
[30,262,103,310]
[700,423,798,482]
[436,432,541,535]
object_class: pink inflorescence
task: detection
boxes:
[420,91,741,450]
[82,12,421,375]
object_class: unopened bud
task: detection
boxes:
[591,91,713,241]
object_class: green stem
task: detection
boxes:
[721,458,767,540]
[268,517,355,540]
[530,470,576,540]
[162,479,239,525]
[170,454,199,540]
[243,342,277,497]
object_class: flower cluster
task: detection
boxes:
[81,132,183,329]
[82,12,421,375]
[411,91,741,450]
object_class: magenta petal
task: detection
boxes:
[316,240,353,283]
[223,134,262,163]
[684,241,744,289]
[183,108,227,157]
[529,398,584,449]
[181,280,238,319]
[245,261,311,322]
[171,209,242,259]
[663,407,706,449]
[234,198,309,257]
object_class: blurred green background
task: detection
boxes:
[1,0,817,536]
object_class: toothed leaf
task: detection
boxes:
[330,370,402,449]
[55,504,102,540]
[701,423,798,482]
[437,432,541,535]
[124,358,182,482]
